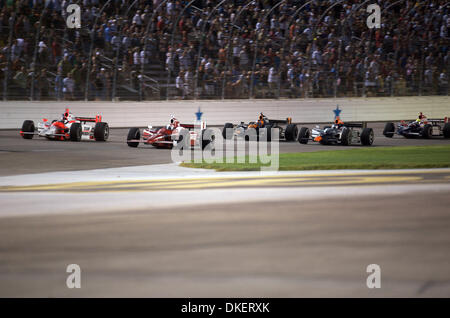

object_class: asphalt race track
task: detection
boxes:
[0,122,450,297]
[1,123,450,176]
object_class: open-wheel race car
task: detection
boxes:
[20,109,109,142]
[222,113,298,142]
[383,113,450,139]
[126,116,213,149]
[298,117,374,146]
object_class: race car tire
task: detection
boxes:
[284,124,298,141]
[383,122,395,138]
[259,125,272,142]
[171,128,189,150]
[127,127,140,147]
[94,122,109,141]
[222,123,234,139]
[202,129,215,150]
[319,136,329,145]
[341,127,352,146]
[69,123,82,141]
[245,128,257,141]
[21,120,35,139]
[298,127,310,144]
[443,123,450,138]
[360,128,374,146]
[422,124,432,139]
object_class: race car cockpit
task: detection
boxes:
[61,109,75,124]
[331,116,344,129]
[166,116,180,130]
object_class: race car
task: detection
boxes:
[126,116,213,149]
[298,117,374,146]
[383,113,450,139]
[222,113,298,142]
[20,109,109,142]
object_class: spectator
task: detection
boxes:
[267,66,278,97]
[63,73,75,100]
[176,70,185,99]
[36,69,50,100]
[0,0,447,101]
[58,55,72,77]
[13,66,27,97]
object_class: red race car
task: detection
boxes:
[126,116,212,149]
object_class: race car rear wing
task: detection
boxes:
[343,122,367,128]
[426,118,449,124]
[180,120,206,130]
[268,117,292,125]
[75,115,102,123]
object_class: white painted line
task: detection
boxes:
[0,163,449,187]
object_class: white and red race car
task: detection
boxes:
[20,109,109,142]
[126,116,212,149]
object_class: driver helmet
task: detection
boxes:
[167,116,179,129]
[258,113,265,127]
[66,113,75,122]
[61,109,74,122]
[334,116,344,125]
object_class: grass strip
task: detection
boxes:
[180,145,450,171]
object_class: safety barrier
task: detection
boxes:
[1,96,449,129]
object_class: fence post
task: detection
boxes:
[281,1,314,100]
[221,1,254,100]
[250,0,287,99]
[419,41,424,96]
[85,0,112,101]
[112,0,139,101]
[194,0,227,100]
[3,13,15,101]
[139,0,169,102]
[167,0,197,100]
[30,3,50,101]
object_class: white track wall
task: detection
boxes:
[0,96,449,129]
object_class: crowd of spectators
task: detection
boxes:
[0,0,448,100]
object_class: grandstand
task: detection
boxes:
[0,0,448,101]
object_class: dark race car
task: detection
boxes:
[222,113,298,142]
[298,117,374,146]
[383,113,450,139]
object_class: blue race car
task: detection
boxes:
[383,113,450,139]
